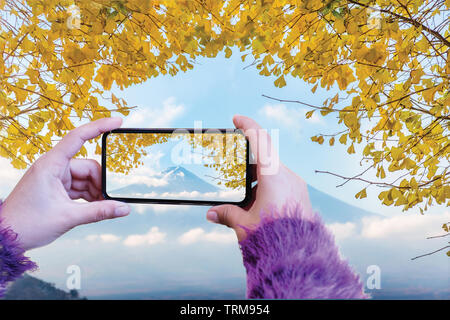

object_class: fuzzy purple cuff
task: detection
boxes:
[0,200,37,297]
[239,206,366,299]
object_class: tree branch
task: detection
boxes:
[411,244,450,260]
[426,233,450,240]
[348,0,450,47]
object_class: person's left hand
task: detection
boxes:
[0,117,131,251]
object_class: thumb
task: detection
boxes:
[73,200,131,225]
[207,205,245,229]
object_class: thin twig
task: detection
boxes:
[426,233,450,240]
[411,245,450,260]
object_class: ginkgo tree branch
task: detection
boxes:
[261,94,355,113]
[411,244,450,260]
[426,233,450,239]
[314,169,447,189]
[0,0,447,215]
[348,0,450,47]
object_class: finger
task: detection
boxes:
[71,200,131,226]
[206,204,245,229]
[68,190,98,202]
[52,117,122,160]
[70,179,102,200]
[233,115,279,176]
[70,159,102,189]
[233,115,263,157]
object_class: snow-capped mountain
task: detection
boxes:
[109,166,219,196]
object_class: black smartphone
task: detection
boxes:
[101,128,252,206]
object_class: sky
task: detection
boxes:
[0,49,448,299]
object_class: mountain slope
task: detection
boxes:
[109,166,379,224]
[307,185,380,223]
[3,274,85,300]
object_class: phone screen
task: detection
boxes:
[102,129,251,205]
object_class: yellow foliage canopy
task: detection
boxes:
[0,0,448,212]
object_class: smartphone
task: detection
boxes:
[101,128,252,206]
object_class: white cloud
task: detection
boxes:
[325,212,450,242]
[85,234,121,243]
[123,227,166,247]
[327,222,357,241]
[360,211,450,239]
[178,228,236,245]
[131,203,190,214]
[143,150,165,168]
[149,204,190,213]
[107,165,170,191]
[203,230,236,243]
[259,103,323,129]
[132,204,149,214]
[108,173,168,189]
[124,97,185,128]
[112,189,245,202]
[178,228,205,245]
[158,189,244,201]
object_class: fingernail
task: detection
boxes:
[115,204,130,217]
[207,211,219,223]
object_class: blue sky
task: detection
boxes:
[0,49,448,299]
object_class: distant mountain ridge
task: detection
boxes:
[3,274,85,300]
[110,165,380,224]
[307,185,380,223]
[95,177,382,240]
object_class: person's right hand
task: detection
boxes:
[206,115,314,242]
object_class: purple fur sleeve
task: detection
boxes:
[0,200,37,297]
[239,207,366,299]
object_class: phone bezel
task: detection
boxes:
[101,128,252,207]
